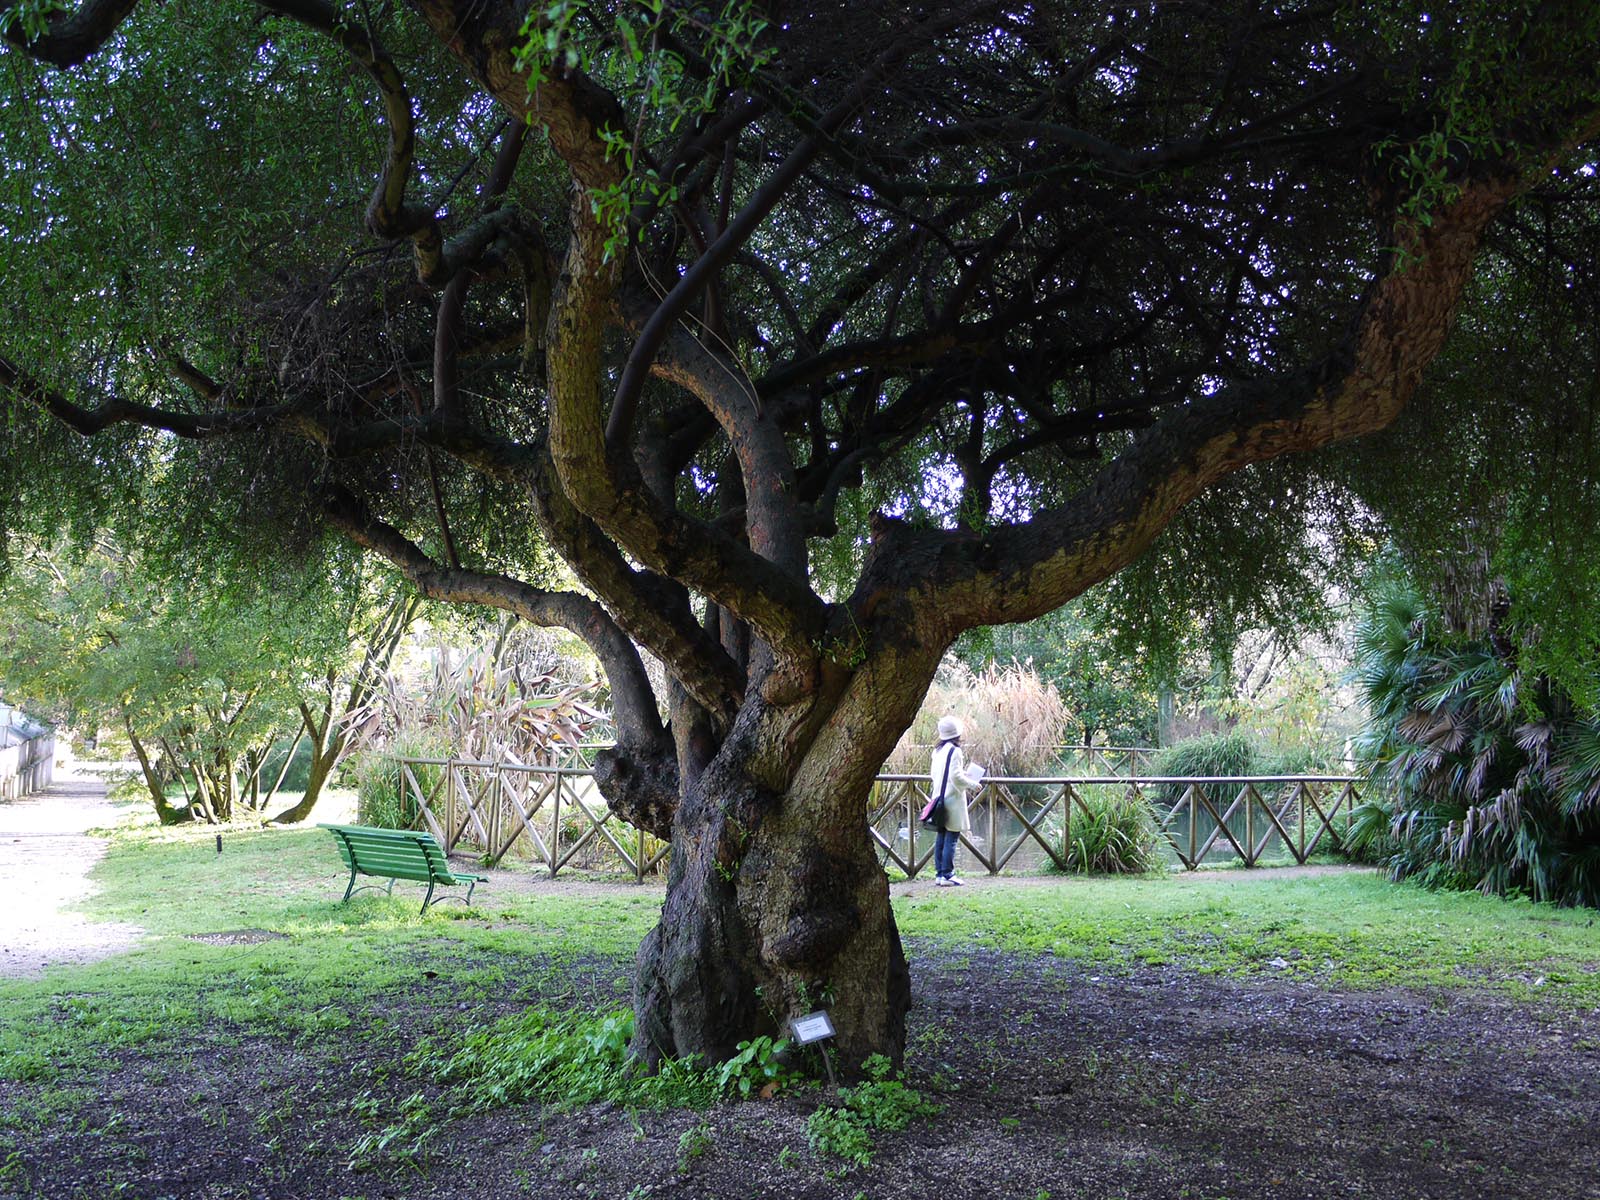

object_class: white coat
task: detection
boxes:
[930,741,984,832]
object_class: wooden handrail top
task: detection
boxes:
[387,755,1361,788]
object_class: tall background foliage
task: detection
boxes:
[1349,576,1600,907]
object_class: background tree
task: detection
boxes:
[4,1,1600,1069]
[958,604,1164,749]
[267,583,421,825]
[0,537,406,822]
[3,542,311,819]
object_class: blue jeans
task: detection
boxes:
[934,828,959,879]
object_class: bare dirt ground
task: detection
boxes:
[6,939,1600,1199]
[0,768,145,977]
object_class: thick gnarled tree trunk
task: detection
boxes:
[628,650,937,1068]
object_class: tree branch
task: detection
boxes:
[0,0,139,66]
[604,34,931,449]
[263,0,545,291]
[0,355,276,438]
[323,489,666,745]
[875,174,1532,639]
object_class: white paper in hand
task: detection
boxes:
[968,763,986,782]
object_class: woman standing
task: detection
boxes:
[930,715,985,887]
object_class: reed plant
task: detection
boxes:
[887,660,1068,777]
[354,730,446,828]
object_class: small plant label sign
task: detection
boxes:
[791,1011,835,1044]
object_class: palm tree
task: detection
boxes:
[1350,578,1600,907]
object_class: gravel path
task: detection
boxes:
[0,767,145,978]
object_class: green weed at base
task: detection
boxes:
[804,1055,941,1168]
[348,1007,805,1170]
[715,1035,797,1098]
[676,1120,714,1173]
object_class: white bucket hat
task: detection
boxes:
[937,715,963,742]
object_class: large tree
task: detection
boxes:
[4,1,1599,1069]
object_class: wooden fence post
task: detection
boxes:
[446,759,458,852]
[549,774,562,878]
[985,785,997,874]
[1245,785,1256,867]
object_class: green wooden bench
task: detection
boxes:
[318,824,487,914]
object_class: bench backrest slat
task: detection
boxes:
[318,823,463,885]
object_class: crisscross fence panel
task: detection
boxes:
[393,757,670,881]
[1055,745,1160,776]
[1145,775,1366,869]
[866,774,1364,877]
[396,757,1363,881]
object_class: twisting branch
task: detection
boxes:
[256,1,429,239]
[0,354,275,438]
[157,349,223,403]
[396,8,807,672]
[868,175,1534,640]
[323,488,666,745]
[603,27,942,449]
[298,407,750,724]
[259,0,547,292]
[0,0,140,66]
[407,0,627,191]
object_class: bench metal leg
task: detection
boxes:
[343,866,358,903]
[421,880,436,914]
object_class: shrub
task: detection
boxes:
[1153,731,1259,779]
[353,731,445,829]
[715,1036,798,1099]
[1349,578,1600,907]
[1150,731,1261,810]
[1052,786,1163,874]
[1262,741,1339,776]
[353,754,404,829]
[1340,798,1398,864]
[804,1055,941,1167]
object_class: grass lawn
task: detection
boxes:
[895,869,1600,1000]
[2,812,1596,1082]
[0,812,661,1083]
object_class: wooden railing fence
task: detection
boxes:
[869,774,1363,876]
[394,757,669,881]
[391,756,1364,881]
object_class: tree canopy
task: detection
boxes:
[5,0,1600,1068]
